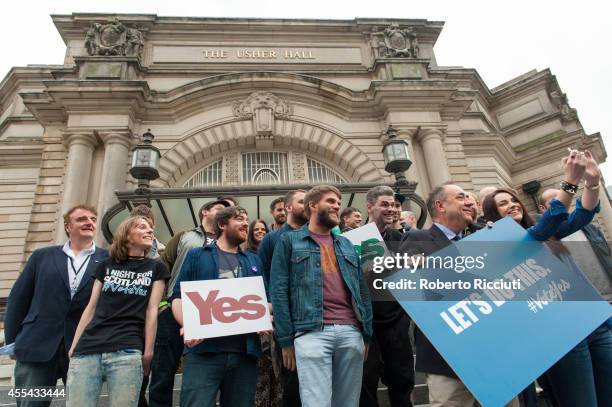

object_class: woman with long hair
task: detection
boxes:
[247,219,269,254]
[483,150,611,407]
[482,150,601,240]
[66,216,170,407]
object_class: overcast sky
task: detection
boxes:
[2,0,610,182]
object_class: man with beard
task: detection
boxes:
[171,206,265,406]
[5,205,108,406]
[400,184,520,406]
[271,185,373,407]
[257,189,306,406]
[148,198,229,407]
[259,190,307,286]
[360,185,414,407]
[270,197,287,231]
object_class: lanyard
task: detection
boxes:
[68,254,92,291]
[231,266,242,278]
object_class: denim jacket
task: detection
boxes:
[270,224,373,348]
[171,244,265,358]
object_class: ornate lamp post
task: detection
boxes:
[382,125,412,185]
[129,129,161,205]
[382,125,426,228]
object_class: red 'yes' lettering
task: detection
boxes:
[185,290,266,325]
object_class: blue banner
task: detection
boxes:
[386,217,612,407]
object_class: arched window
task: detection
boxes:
[242,152,288,185]
[307,157,345,183]
[183,160,222,187]
[182,152,346,187]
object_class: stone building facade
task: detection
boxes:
[1,13,611,303]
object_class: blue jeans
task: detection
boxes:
[180,352,257,407]
[14,341,69,407]
[148,307,184,407]
[294,324,365,407]
[541,323,612,407]
[67,349,143,407]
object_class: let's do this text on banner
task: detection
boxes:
[384,217,612,407]
[180,276,272,341]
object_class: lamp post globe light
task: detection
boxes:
[382,125,428,228]
[130,129,161,204]
[383,125,412,185]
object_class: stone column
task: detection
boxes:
[96,131,133,221]
[394,128,418,181]
[418,128,451,187]
[55,133,98,242]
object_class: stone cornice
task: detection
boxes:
[462,130,607,178]
[489,69,553,107]
[19,73,479,125]
[52,14,443,46]
[513,131,605,172]
[0,117,43,140]
[429,68,494,104]
[0,67,58,111]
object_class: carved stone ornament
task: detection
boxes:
[371,23,419,58]
[549,88,579,124]
[233,92,293,137]
[85,18,144,58]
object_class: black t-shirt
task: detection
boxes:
[218,249,241,280]
[74,257,170,355]
[373,228,408,325]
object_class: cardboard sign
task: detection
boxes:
[386,217,612,407]
[342,223,390,272]
[180,276,273,341]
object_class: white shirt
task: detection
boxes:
[434,222,463,241]
[62,240,96,297]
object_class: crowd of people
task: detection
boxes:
[4,148,611,407]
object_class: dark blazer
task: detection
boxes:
[399,224,458,377]
[4,245,108,363]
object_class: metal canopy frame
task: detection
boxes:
[101,182,427,243]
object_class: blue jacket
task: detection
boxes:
[529,198,600,241]
[270,224,373,348]
[171,244,265,358]
[4,245,108,362]
[257,222,296,286]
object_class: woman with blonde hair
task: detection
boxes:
[66,216,170,407]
